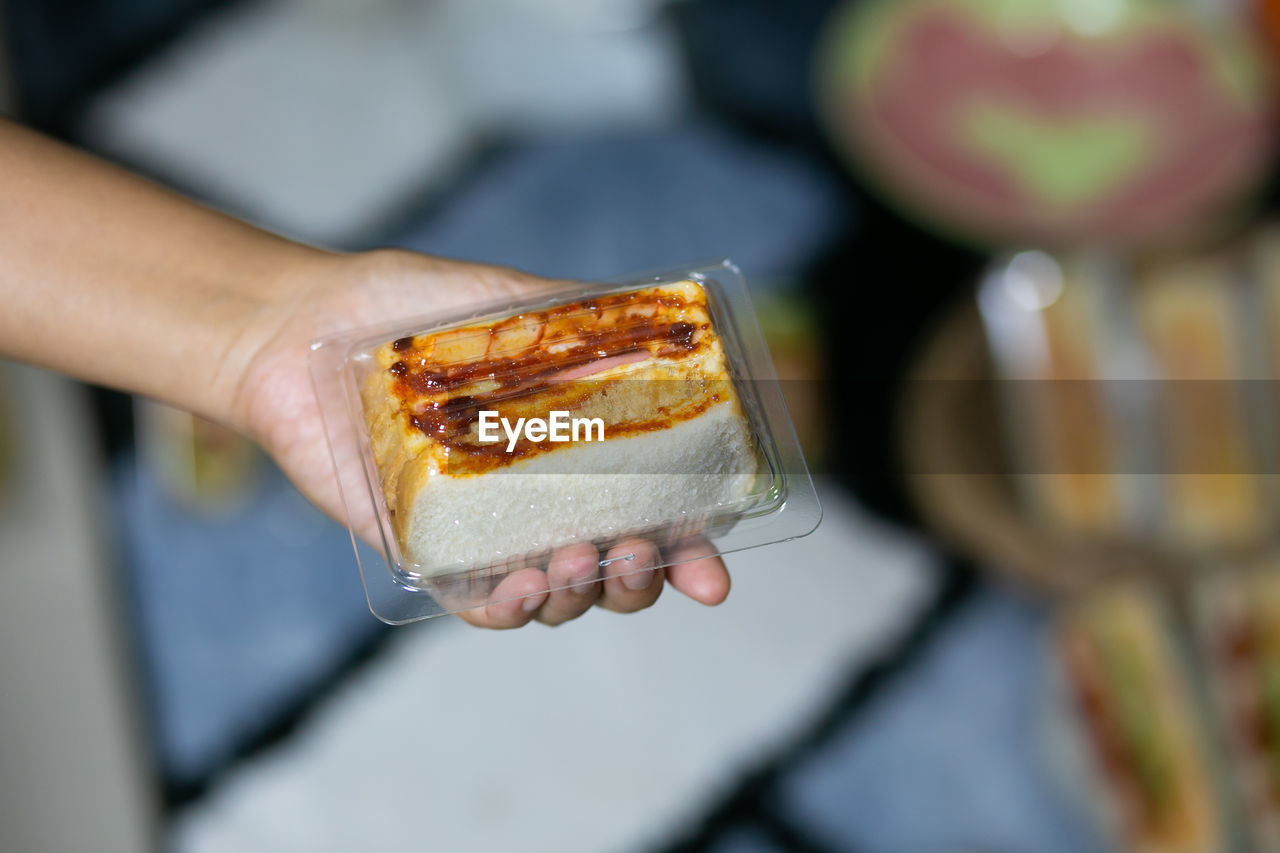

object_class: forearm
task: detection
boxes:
[0,119,329,419]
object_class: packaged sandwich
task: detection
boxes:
[310,261,820,623]
[978,251,1143,540]
[1193,564,1280,850]
[1131,254,1269,551]
[1048,584,1230,853]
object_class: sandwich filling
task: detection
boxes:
[367,280,741,476]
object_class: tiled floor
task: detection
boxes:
[0,367,154,853]
[772,589,1104,853]
[82,0,689,246]
[389,123,848,284]
[113,457,384,789]
[168,483,937,853]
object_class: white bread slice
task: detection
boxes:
[397,399,756,569]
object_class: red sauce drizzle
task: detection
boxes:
[384,289,720,471]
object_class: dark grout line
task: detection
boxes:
[753,798,851,853]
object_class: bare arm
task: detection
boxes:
[0,118,326,420]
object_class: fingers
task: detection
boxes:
[535,543,602,627]
[456,567,550,630]
[455,536,730,630]
[664,537,731,606]
[597,539,665,614]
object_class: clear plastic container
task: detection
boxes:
[309,259,820,623]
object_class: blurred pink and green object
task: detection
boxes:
[817,0,1276,249]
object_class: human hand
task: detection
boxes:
[0,121,730,628]
[224,249,731,628]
